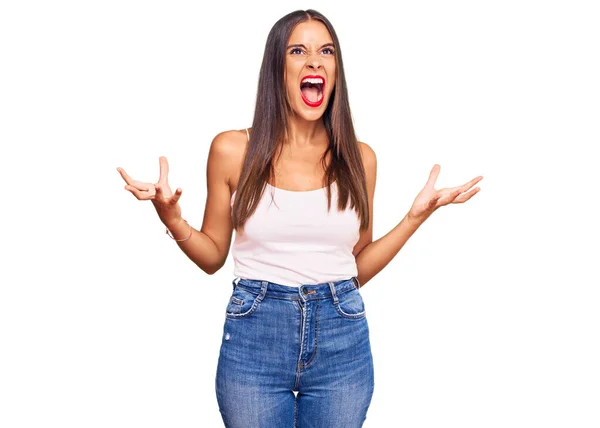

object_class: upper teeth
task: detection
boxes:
[302,77,324,84]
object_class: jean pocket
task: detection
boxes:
[225,285,263,319]
[333,288,366,320]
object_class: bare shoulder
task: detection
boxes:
[209,129,247,161]
[208,129,248,191]
[358,141,377,173]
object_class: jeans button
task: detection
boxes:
[302,288,308,295]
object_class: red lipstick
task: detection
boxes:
[300,75,325,108]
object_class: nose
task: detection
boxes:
[306,55,322,71]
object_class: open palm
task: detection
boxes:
[408,164,483,222]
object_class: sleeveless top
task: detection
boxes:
[230,128,360,287]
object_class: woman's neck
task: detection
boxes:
[284,115,327,149]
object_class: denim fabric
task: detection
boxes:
[215,277,374,427]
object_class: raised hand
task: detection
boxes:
[408,164,483,223]
[117,156,183,228]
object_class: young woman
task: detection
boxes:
[117,9,482,427]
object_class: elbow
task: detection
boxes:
[203,265,220,275]
[203,259,226,276]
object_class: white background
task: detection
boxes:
[1,0,598,427]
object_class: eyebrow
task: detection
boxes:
[287,43,335,50]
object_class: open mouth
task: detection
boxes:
[300,75,325,107]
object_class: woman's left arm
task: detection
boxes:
[353,144,483,287]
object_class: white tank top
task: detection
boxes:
[230,129,360,287]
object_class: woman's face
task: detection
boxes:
[284,20,336,121]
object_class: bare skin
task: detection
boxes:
[116,20,483,284]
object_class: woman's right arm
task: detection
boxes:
[167,131,241,274]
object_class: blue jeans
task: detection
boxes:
[215,277,374,427]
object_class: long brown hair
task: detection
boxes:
[231,9,369,232]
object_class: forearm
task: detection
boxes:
[165,218,223,275]
[356,212,425,286]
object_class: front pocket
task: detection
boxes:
[225,286,262,319]
[226,296,244,314]
[333,288,366,320]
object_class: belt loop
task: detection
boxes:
[328,281,339,304]
[231,277,239,289]
[257,280,269,302]
[353,276,361,289]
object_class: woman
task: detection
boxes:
[117,9,482,427]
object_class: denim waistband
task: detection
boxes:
[233,277,360,301]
